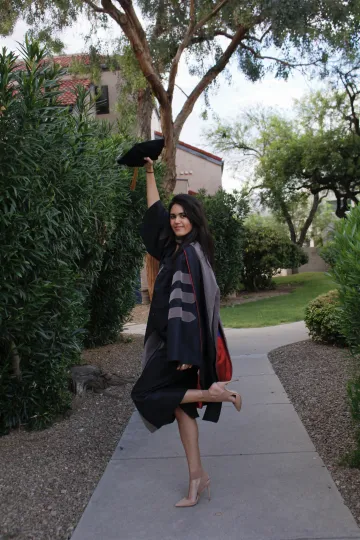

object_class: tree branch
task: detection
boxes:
[246,183,264,194]
[239,42,318,68]
[175,83,189,99]
[174,24,249,138]
[167,0,196,102]
[298,192,320,246]
[218,138,262,157]
[189,29,235,47]
[215,30,234,40]
[339,70,360,136]
[105,0,168,108]
[117,0,147,42]
[248,25,272,44]
[83,0,107,13]
[278,197,297,243]
[194,0,230,34]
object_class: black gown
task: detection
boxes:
[131,201,201,429]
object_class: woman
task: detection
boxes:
[131,157,242,508]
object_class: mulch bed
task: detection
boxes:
[0,335,143,540]
[268,340,360,526]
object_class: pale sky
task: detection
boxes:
[1,15,322,192]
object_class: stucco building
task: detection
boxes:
[43,55,224,194]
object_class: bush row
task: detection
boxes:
[0,41,147,433]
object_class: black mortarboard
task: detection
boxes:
[117,138,165,191]
[117,138,165,167]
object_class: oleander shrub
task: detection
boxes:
[0,40,146,434]
[329,205,360,358]
[85,170,147,346]
[197,189,249,297]
[241,217,308,291]
[304,290,346,346]
[327,205,360,464]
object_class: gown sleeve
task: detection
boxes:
[140,200,170,261]
[167,246,204,368]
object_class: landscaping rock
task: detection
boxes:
[70,365,134,395]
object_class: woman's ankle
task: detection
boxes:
[189,467,206,481]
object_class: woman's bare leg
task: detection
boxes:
[175,407,203,478]
[180,386,236,405]
[175,407,209,504]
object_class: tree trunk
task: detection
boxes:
[279,199,297,244]
[297,193,320,246]
[136,86,153,140]
[160,103,177,194]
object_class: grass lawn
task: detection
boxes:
[220,272,335,328]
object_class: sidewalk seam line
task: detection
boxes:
[111,449,317,461]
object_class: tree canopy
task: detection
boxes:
[262,89,360,217]
[2,0,360,190]
[207,81,360,249]
[206,107,325,244]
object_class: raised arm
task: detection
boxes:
[144,157,160,208]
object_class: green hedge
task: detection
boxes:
[304,290,346,346]
[329,205,360,357]
[197,189,249,297]
[327,205,360,464]
[241,217,308,291]
[0,41,146,433]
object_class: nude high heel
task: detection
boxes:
[208,380,242,411]
[175,475,211,508]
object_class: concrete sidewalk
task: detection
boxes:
[71,322,360,540]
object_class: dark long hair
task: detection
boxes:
[168,194,215,267]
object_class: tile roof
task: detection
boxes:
[154,131,223,163]
[57,79,91,105]
[14,54,99,72]
[51,55,92,68]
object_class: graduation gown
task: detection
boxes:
[131,200,232,431]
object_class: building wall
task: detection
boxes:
[151,111,161,135]
[96,71,120,124]
[280,247,329,276]
[175,147,222,195]
[173,178,190,194]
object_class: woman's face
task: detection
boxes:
[170,204,193,238]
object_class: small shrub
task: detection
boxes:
[241,218,308,291]
[320,242,337,266]
[304,290,347,346]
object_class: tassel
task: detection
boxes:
[130,167,138,191]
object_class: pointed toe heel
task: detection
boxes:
[175,476,211,508]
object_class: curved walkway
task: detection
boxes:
[71,322,360,540]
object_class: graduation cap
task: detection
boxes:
[117,138,165,190]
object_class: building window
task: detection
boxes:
[95,85,109,115]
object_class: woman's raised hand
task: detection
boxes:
[144,157,159,207]
[144,157,154,172]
